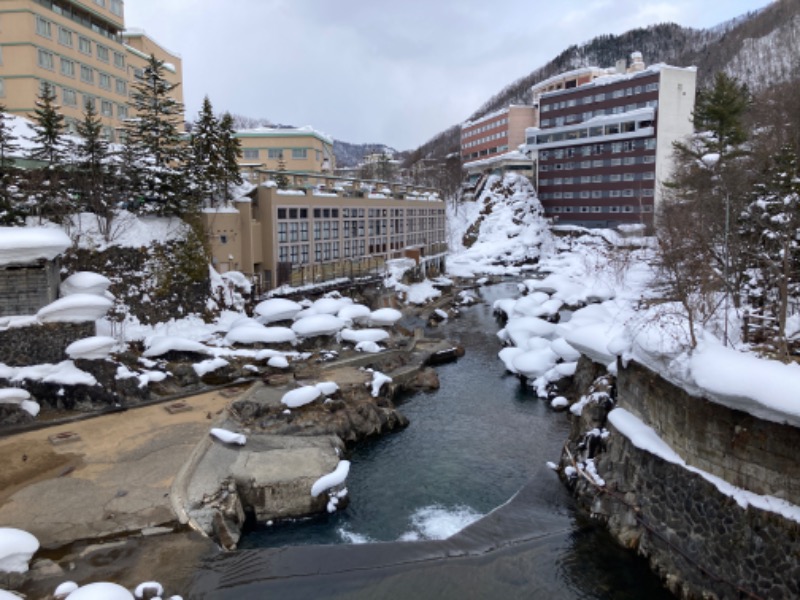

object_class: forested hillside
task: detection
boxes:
[409,0,798,164]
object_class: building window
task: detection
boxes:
[101,100,113,117]
[268,148,282,159]
[99,73,111,90]
[623,189,634,197]
[110,0,123,15]
[94,0,106,7]
[644,138,657,150]
[80,65,94,84]
[97,45,110,62]
[113,52,125,69]
[115,78,127,95]
[58,27,73,47]
[63,88,77,106]
[0,79,4,98]
[292,148,307,160]
[37,49,54,70]
[79,37,92,55]
[243,149,259,160]
[117,104,128,119]
[36,16,52,38]
[60,58,75,77]
[82,95,96,110]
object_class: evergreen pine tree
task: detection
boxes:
[0,105,22,225]
[189,96,223,205]
[125,54,188,215]
[76,99,115,240]
[218,112,243,204]
[29,83,67,167]
[741,145,800,359]
[29,83,69,221]
[275,152,289,189]
[692,72,751,158]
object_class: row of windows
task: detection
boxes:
[541,138,656,159]
[276,206,444,220]
[36,49,128,96]
[461,117,508,140]
[540,82,659,113]
[540,102,657,128]
[462,144,508,160]
[541,188,656,200]
[540,155,655,172]
[540,171,655,186]
[462,129,507,150]
[243,148,318,161]
[34,0,123,41]
[531,119,657,147]
[548,204,653,214]
[35,15,126,66]
[33,80,128,118]
[91,0,124,16]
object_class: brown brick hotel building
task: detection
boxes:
[525,57,696,229]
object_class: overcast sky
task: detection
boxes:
[124,0,772,150]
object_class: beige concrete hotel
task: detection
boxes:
[236,126,336,179]
[0,0,183,140]
[203,183,447,290]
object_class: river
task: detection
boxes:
[187,281,672,599]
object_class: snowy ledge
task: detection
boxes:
[608,408,800,524]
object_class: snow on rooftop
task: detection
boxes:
[0,227,70,266]
[235,125,333,145]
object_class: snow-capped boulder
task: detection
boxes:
[254,298,302,323]
[37,294,113,323]
[337,304,371,325]
[291,315,345,338]
[65,582,133,599]
[59,272,112,297]
[65,336,118,360]
[369,308,402,327]
[281,386,322,408]
[340,328,390,344]
[0,527,39,573]
[225,324,297,345]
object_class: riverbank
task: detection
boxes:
[1,289,469,596]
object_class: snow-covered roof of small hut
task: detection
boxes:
[0,227,70,267]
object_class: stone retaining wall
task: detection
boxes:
[618,360,800,505]
[0,322,94,366]
[563,358,800,599]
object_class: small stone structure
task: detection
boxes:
[0,259,61,317]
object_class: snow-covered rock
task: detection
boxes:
[225,324,297,345]
[355,341,382,353]
[142,336,214,358]
[65,582,134,599]
[37,294,113,323]
[340,328,390,344]
[337,304,371,325]
[134,581,164,599]
[254,298,302,323]
[368,308,402,326]
[59,272,112,297]
[0,527,39,573]
[65,336,117,360]
[54,581,79,598]
[291,314,345,337]
[310,460,350,497]
[210,428,246,446]
[282,386,322,408]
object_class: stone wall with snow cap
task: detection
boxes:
[0,322,95,366]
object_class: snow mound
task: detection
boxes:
[254,298,302,323]
[210,428,246,446]
[60,272,112,297]
[369,308,402,326]
[0,388,30,403]
[282,386,322,408]
[65,582,134,599]
[0,527,39,573]
[311,460,350,497]
[356,341,382,353]
[267,356,289,369]
[225,324,297,345]
[54,581,79,598]
[340,328,390,344]
[37,294,113,323]
[315,381,339,396]
[337,304,371,325]
[143,336,214,358]
[310,296,353,315]
[367,370,392,397]
[0,227,70,267]
[65,336,117,360]
[134,581,163,599]
[292,314,345,337]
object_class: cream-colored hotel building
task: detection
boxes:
[0,0,182,140]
